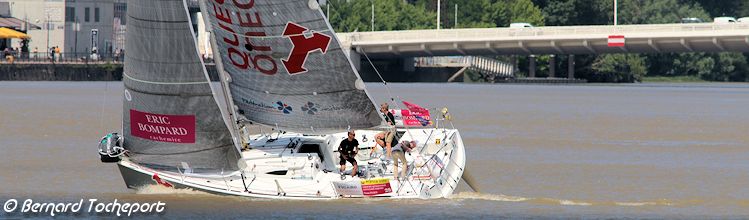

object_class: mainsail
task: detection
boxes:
[122,0,239,173]
[200,0,382,133]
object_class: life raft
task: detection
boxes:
[98,132,125,163]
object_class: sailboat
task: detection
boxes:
[97,0,467,199]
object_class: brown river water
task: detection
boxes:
[1,81,748,219]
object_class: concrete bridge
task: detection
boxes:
[339,23,749,56]
[337,23,749,80]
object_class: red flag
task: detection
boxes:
[402,101,430,115]
[402,101,431,126]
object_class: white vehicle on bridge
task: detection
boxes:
[714,17,737,23]
[680,17,704,23]
[509,22,534,28]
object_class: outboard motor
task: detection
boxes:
[98,132,125,163]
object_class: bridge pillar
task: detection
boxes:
[403,57,415,72]
[568,55,575,79]
[549,55,556,78]
[513,56,519,77]
[529,55,536,78]
[347,49,361,72]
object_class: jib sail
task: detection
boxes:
[122,0,239,173]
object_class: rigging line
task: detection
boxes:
[98,81,109,135]
[361,49,394,100]
[361,50,417,142]
[123,72,210,85]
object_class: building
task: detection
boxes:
[0,1,40,54]
[113,0,125,53]
[3,0,228,60]
[5,0,115,58]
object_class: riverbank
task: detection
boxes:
[642,76,708,83]
[0,63,219,81]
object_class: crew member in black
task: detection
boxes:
[338,131,359,177]
[382,103,396,126]
[373,103,396,159]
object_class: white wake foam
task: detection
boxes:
[135,185,209,195]
[558,199,593,206]
[452,192,675,207]
[452,192,531,202]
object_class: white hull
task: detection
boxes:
[116,128,466,199]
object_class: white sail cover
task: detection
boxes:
[122,0,240,173]
[201,0,382,133]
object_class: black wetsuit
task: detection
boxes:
[384,111,395,126]
[338,138,359,166]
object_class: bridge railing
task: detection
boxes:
[415,56,515,78]
[340,23,749,44]
[1,52,123,64]
[415,56,469,67]
[0,52,216,65]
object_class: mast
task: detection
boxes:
[197,0,245,146]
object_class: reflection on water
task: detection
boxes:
[1,82,748,218]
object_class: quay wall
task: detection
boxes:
[0,64,220,81]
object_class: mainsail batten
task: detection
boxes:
[122,0,240,173]
[202,0,383,133]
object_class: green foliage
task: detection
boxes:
[695,0,748,18]
[642,75,706,83]
[670,53,714,77]
[481,1,510,28]
[328,0,436,32]
[464,69,487,83]
[541,0,612,26]
[617,0,710,24]
[441,0,497,28]
[507,0,545,26]
[101,62,120,73]
[542,0,576,26]
[591,54,646,83]
[703,53,749,82]
[412,0,543,28]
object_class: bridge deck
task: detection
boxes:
[338,23,749,57]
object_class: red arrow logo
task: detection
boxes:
[281,22,332,75]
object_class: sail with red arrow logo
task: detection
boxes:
[200,0,382,133]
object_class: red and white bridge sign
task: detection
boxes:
[608,35,626,47]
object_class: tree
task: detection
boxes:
[442,0,497,28]
[647,53,713,77]
[480,1,510,27]
[616,0,710,24]
[542,0,577,26]
[695,0,743,18]
[591,54,646,83]
[328,0,436,32]
[507,0,545,26]
[703,53,749,82]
